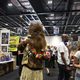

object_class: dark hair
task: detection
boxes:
[61,34,69,42]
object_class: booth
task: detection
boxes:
[0,29,16,76]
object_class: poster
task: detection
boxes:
[9,36,20,51]
[1,46,8,52]
[53,26,59,35]
[2,33,9,44]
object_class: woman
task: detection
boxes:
[73,41,80,80]
[18,22,49,80]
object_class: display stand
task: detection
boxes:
[0,29,16,76]
[0,59,14,76]
[0,29,10,53]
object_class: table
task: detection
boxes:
[0,58,15,76]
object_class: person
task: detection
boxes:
[45,45,52,76]
[57,34,71,80]
[51,46,57,68]
[17,38,24,77]
[18,22,50,80]
[17,50,23,76]
[73,41,80,80]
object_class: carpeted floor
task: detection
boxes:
[0,65,58,80]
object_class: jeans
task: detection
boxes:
[58,63,71,80]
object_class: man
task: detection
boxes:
[57,34,71,80]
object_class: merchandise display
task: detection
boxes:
[9,36,20,52]
[0,53,11,62]
[0,52,15,76]
[0,29,16,76]
[0,29,10,53]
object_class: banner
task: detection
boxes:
[53,26,59,35]
[9,36,20,51]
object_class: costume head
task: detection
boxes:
[61,34,69,42]
[28,22,46,51]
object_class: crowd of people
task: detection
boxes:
[17,22,80,80]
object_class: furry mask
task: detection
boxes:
[28,22,46,51]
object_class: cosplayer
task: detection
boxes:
[18,22,50,80]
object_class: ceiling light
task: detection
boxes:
[48,17,53,19]
[71,32,73,34]
[23,27,27,30]
[75,25,78,27]
[14,28,16,29]
[24,28,27,30]
[26,5,32,8]
[45,17,48,19]
[8,3,13,7]
[45,17,53,19]
[75,30,80,33]
[76,30,78,33]
[23,2,30,5]
[27,10,31,12]
[20,15,23,18]
[32,10,35,12]
[5,23,8,26]
[52,21,54,23]
[28,23,30,25]
[78,27,80,29]
[50,14,54,16]
[72,29,75,31]
[48,1,52,4]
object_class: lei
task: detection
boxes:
[31,48,51,59]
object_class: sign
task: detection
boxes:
[53,26,59,35]
[9,36,20,51]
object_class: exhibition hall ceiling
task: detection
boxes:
[0,0,80,36]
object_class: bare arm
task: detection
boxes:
[73,56,80,68]
[61,52,67,66]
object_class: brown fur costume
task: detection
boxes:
[18,22,47,80]
[18,22,46,53]
[28,22,46,51]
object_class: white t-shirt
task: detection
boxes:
[74,51,80,74]
[57,42,70,65]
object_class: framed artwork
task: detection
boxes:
[2,33,9,44]
[1,46,8,52]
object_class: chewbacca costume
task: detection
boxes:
[18,22,47,80]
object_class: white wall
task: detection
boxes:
[45,36,62,46]
[45,36,80,46]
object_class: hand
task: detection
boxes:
[35,54,42,59]
[43,52,51,59]
[66,66,71,70]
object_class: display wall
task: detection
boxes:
[45,36,62,46]
[0,29,10,53]
[45,35,80,46]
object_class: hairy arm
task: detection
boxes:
[17,39,30,52]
